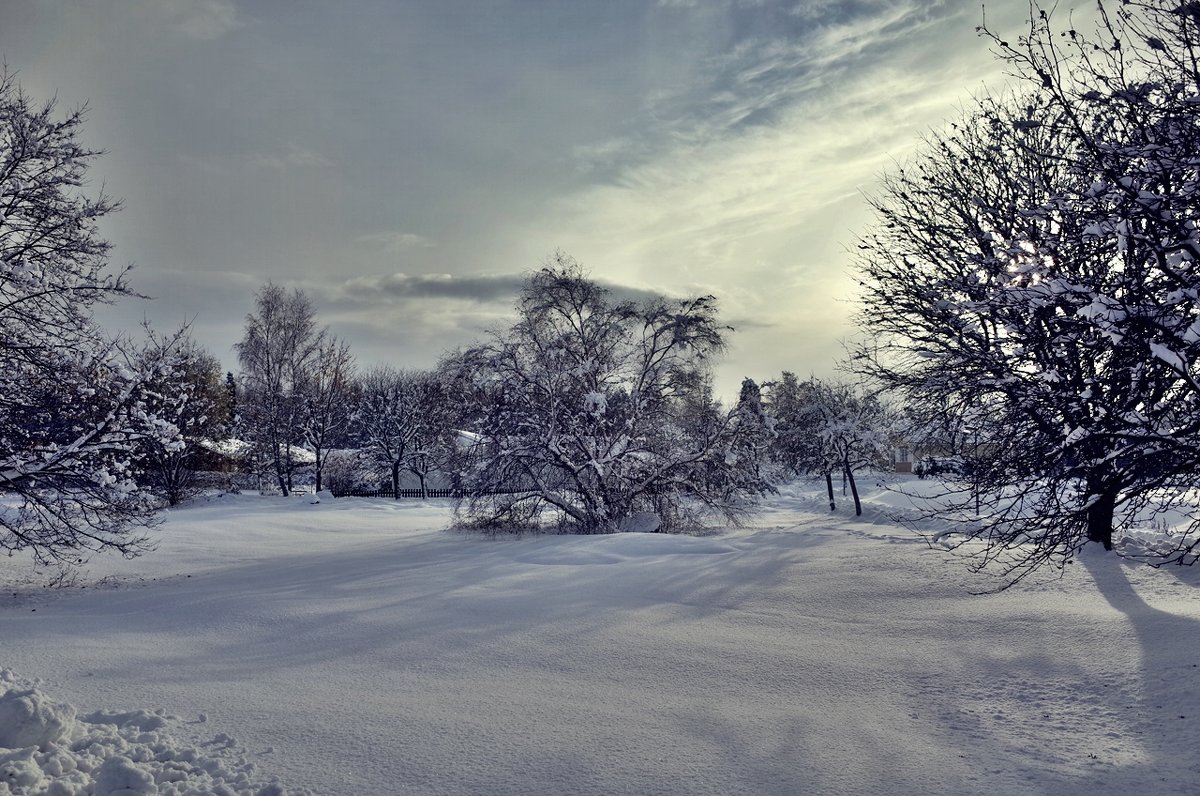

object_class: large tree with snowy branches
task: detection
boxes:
[852,0,1200,583]
[0,72,185,567]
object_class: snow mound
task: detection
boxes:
[0,687,76,751]
[0,671,304,796]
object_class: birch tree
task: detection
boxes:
[299,337,355,493]
[236,284,325,495]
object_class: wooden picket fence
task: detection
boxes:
[331,486,530,499]
[332,487,463,499]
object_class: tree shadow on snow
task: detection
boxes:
[1076,552,1200,794]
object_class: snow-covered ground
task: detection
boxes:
[3,480,1199,795]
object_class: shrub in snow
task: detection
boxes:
[617,511,662,533]
[319,450,370,497]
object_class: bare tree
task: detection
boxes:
[299,337,356,493]
[235,283,326,495]
[0,71,184,566]
[354,367,427,498]
[405,374,456,499]
[452,255,770,533]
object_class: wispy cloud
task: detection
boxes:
[357,232,436,253]
[141,0,243,40]
[335,270,667,307]
[535,0,1023,391]
[648,1,965,146]
[337,273,526,304]
[249,144,333,170]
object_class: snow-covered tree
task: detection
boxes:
[136,332,226,506]
[809,381,892,516]
[453,255,770,533]
[719,377,777,498]
[854,0,1200,581]
[766,374,890,515]
[404,374,456,499]
[764,372,821,478]
[0,72,183,565]
[235,283,326,495]
[986,1,1200,549]
[221,371,237,439]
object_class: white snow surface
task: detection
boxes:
[3,481,1200,795]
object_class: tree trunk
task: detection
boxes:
[1086,486,1117,551]
[392,462,402,500]
[418,472,428,500]
[314,448,323,493]
[825,471,836,511]
[845,463,862,516]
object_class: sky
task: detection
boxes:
[0,0,1044,399]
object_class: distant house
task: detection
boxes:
[197,437,251,472]
[197,438,317,472]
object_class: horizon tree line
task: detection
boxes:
[225,263,877,533]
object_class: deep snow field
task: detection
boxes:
[2,479,1200,795]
